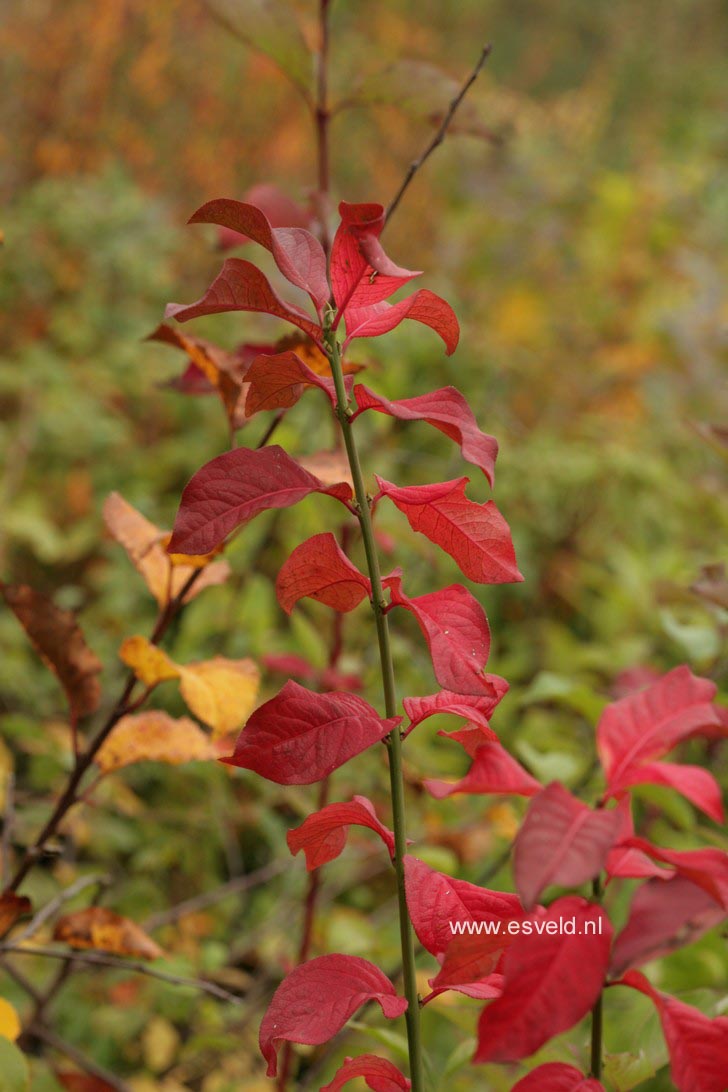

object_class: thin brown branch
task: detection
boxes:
[1,772,15,883]
[142,859,286,930]
[199,0,314,110]
[14,873,110,944]
[1,943,245,1005]
[28,1024,133,1092]
[315,0,332,255]
[384,44,492,226]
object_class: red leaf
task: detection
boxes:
[276,532,371,614]
[244,350,344,414]
[511,1063,605,1092]
[403,684,507,739]
[618,970,728,1092]
[222,681,400,785]
[343,290,460,355]
[425,741,541,799]
[610,760,724,823]
[354,384,498,486]
[621,839,728,909]
[387,578,495,696]
[190,199,329,309]
[259,955,407,1077]
[167,445,352,555]
[610,875,725,977]
[320,1054,411,1092]
[165,258,323,345]
[330,201,420,312]
[377,477,522,584]
[287,795,395,870]
[597,667,724,798]
[217,183,313,249]
[513,782,622,910]
[431,927,516,992]
[404,855,521,959]
[606,843,674,881]
[474,896,613,1064]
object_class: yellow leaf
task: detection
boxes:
[95,711,216,773]
[142,1016,180,1073]
[0,998,20,1042]
[119,636,179,687]
[104,493,231,607]
[178,658,260,739]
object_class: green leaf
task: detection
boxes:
[603,1050,656,1091]
[0,1038,30,1092]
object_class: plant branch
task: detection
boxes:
[0,943,245,1005]
[27,1023,133,1092]
[324,328,425,1091]
[385,44,492,225]
[14,872,110,944]
[142,858,286,930]
[314,0,332,255]
[590,875,604,1079]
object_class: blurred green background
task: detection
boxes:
[0,1,726,1089]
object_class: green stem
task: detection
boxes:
[325,330,425,1092]
[590,875,604,1080]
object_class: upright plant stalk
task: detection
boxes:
[324,326,425,1092]
[590,875,604,1079]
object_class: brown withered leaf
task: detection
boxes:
[96,711,216,773]
[53,906,163,960]
[178,657,260,739]
[1,584,102,721]
[103,493,231,607]
[0,892,31,939]
[298,450,354,490]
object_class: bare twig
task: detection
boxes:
[1,772,15,883]
[199,0,314,110]
[143,859,286,930]
[0,943,245,1005]
[14,873,110,944]
[0,956,43,1003]
[385,44,492,225]
[29,1024,133,1092]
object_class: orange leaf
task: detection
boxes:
[148,323,246,427]
[1,584,102,721]
[0,893,31,939]
[95,711,216,773]
[103,492,231,607]
[53,907,163,960]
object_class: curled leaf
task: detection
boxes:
[0,893,31,940]
[425,742,541,800]
[354,384,498,486]
[387,576,494,696]
[53,907,163,960]
[320,1053,411,1091]
[276,532,371,614]
[287,796,395,870]
[259,954,407,1077]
